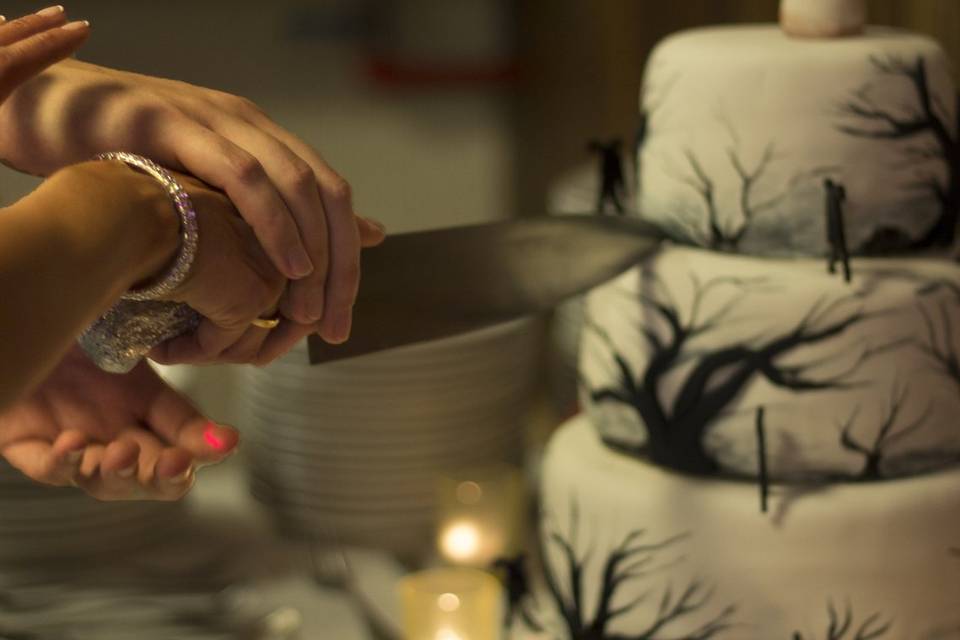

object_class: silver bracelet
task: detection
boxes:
[95,151,199,301]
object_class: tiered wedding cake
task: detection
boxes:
[532,2,960,638]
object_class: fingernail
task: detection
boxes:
[306,296,325,322]
[363,217,387,234]
[168,466,194,485]
[330,310,352,344]
[203,421,227,452]
[61,20,89,31]
[287,248,314,279]
[36,5,65,17]
[0,16,7,23]
[66,449,83,465]
[117,464,136,479]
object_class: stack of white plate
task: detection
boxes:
[242,319,540,558]
[0,461,184,565]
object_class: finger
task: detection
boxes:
[357,214,386,248]
[218,324,272,364]
[152,447,196,501]
[160,119,314,280]
[256,320,317,365]
[1,430,86,487]
[211,117,331,324]
[0,7,67,46]
[0,18,90,102]
[84,440,140,500]
[119,426,195,501]
[246,120,362,344]
[137,373,239,462]
[76,442,105,479]
[150,318,250,364]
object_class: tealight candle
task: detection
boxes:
[436,465,526,567]
[399,567,503,640]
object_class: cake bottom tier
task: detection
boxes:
[532,415,960,639]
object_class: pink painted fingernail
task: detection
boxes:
[203,422,226,452]
[36,5,65,17]
[61,20,89,31]
[287,248,314,278]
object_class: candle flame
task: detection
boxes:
[440,520,481,562]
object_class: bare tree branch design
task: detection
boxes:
[587,274,894,475]
[664,123,836,252]
[838,380,931,480]
[837,55,960,249]
[912,290,960,392]
[792,599,891,640]
[540,505,736,639]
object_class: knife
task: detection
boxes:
[307,214,664,364]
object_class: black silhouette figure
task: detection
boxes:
[756,407,769,514]
[825,179,852,283]
[491,555,532,628]
[588,138,627,214]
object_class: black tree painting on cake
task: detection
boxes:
[837,54,960,251]
[659,118,834,253]
[585,271,895,476]
[838,379,931,480]
[526,503,736,639]
[791,600,891,640]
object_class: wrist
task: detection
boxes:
[50,161,181,293]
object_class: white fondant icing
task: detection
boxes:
[638,25,958,256]
[579,244,960,480]
[531,416,960,639]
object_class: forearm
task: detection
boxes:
[0,161,179,408]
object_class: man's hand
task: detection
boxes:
[0,345,238,501]
[0,55,384,345]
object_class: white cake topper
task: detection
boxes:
[780,0,867,38]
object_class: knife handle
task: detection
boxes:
[78,300,200,373]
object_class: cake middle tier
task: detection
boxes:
[579,244,960,481]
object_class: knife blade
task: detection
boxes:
[307,214,664,364]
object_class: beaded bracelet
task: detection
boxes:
[95,151,199,300]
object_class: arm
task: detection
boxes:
[0,53,386,352]
[0,160,179,408]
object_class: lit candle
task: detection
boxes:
[436,466,526,567]
[399,567,503,640]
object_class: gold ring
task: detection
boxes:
[251,315,281,329]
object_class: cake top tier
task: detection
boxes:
[780,0,867,38]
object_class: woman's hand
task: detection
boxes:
[0,54,384,345]
[0,345,238,501]
[149,169,303,365]
[0,7,89,103]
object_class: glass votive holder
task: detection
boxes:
[436,465,526,567]
[399,567,503,640]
